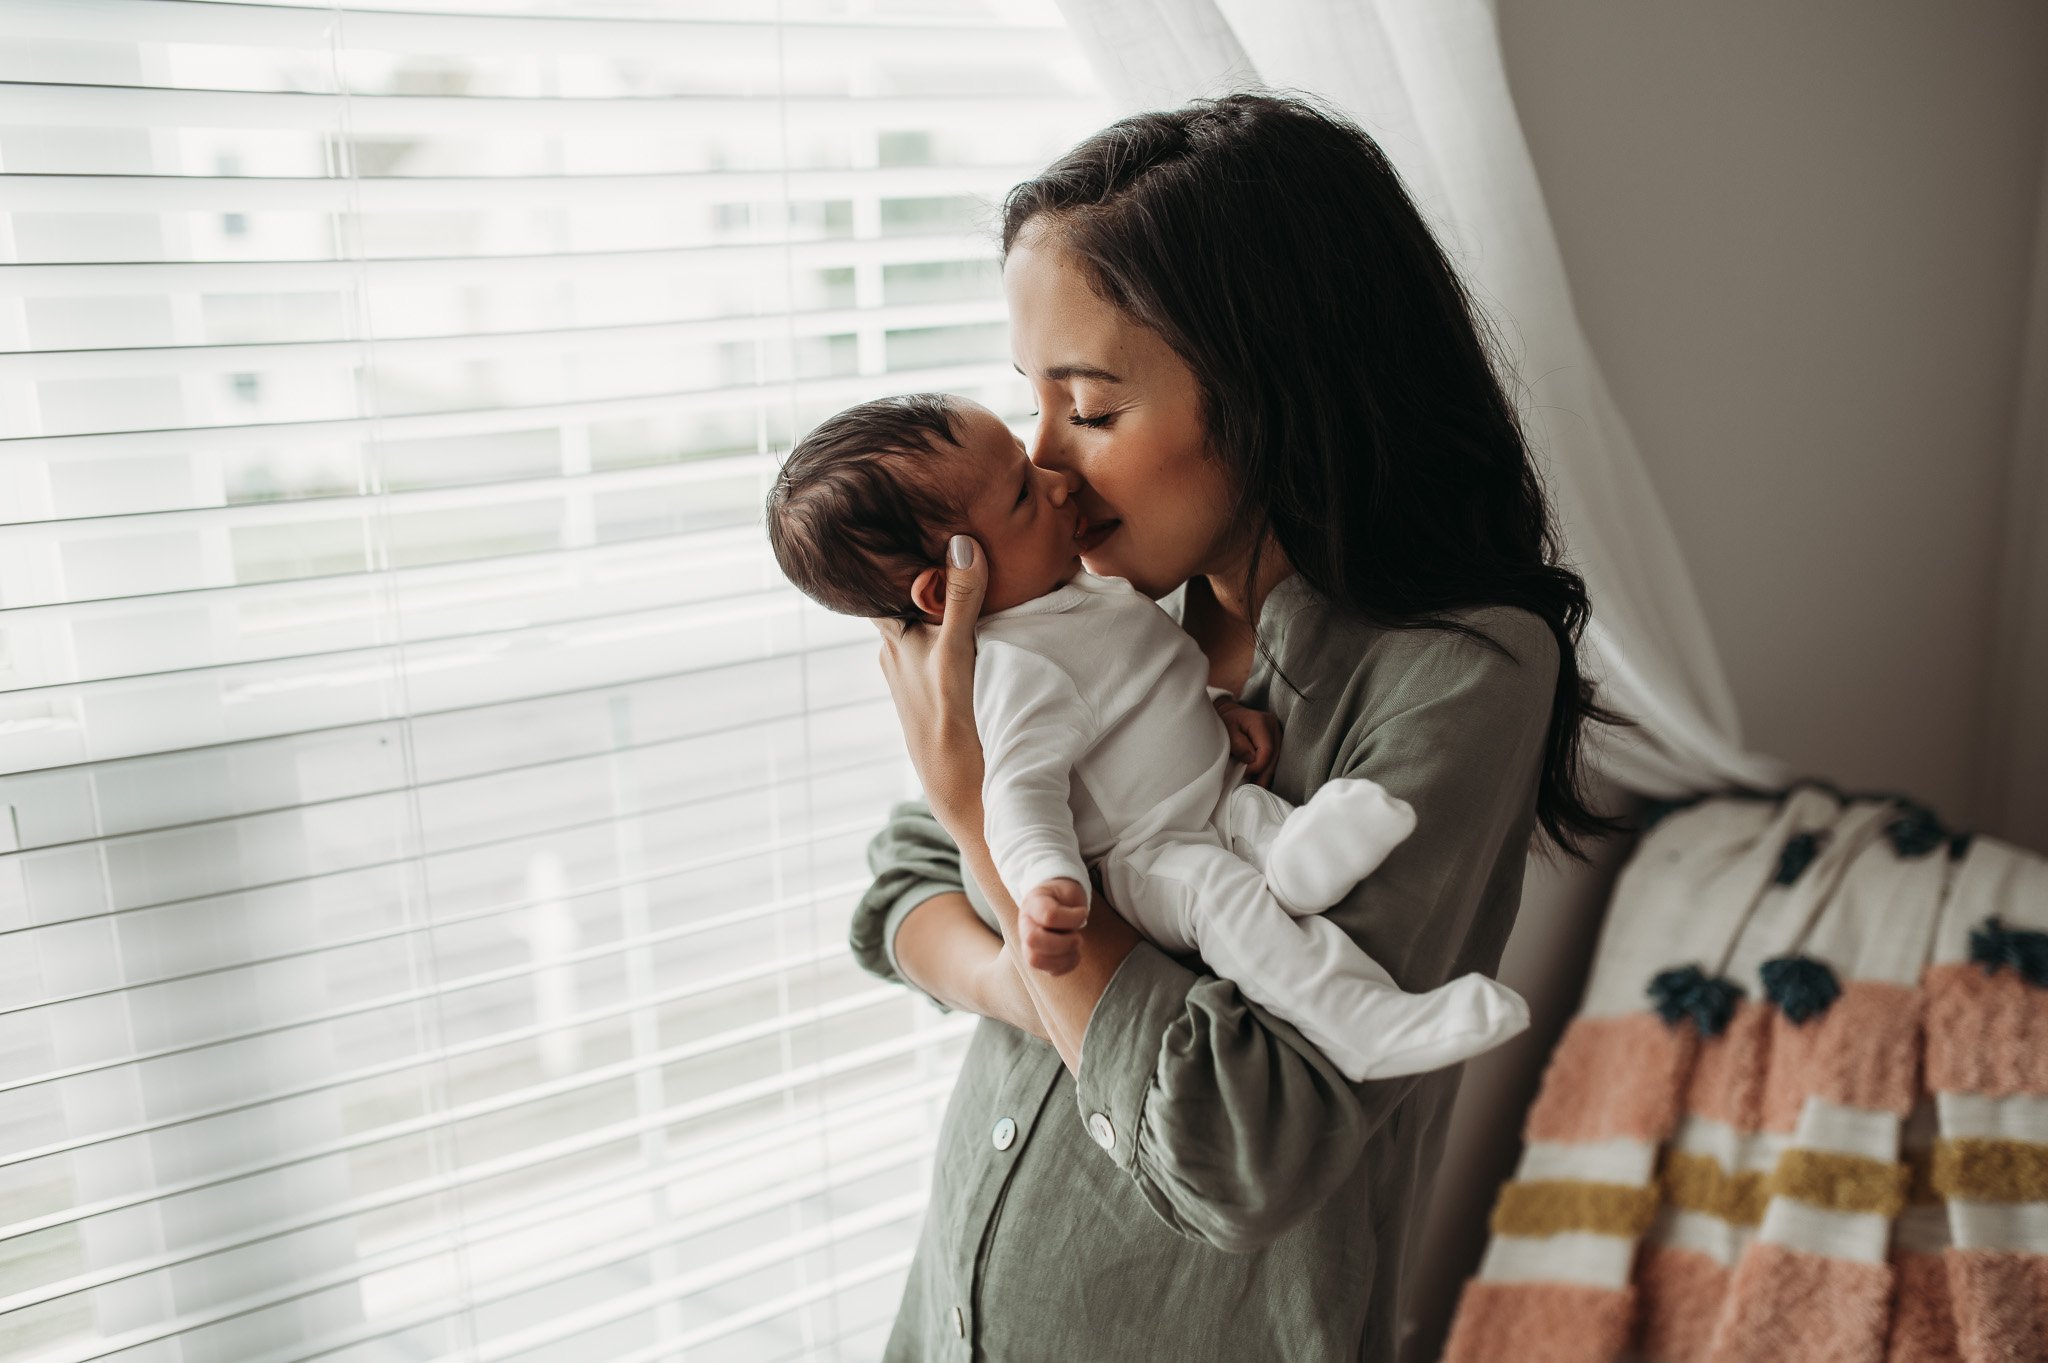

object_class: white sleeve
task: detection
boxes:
[973,641,1097,903]
[1205,685,1236,706]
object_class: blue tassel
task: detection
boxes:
[1760,955,1841,1025]
[1885,802,1947,858]
[1774,831,1824,886]
[1649,964,1746,1037]
[1968,917,2048,988]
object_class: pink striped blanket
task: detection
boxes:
[1443,784,2048,1363]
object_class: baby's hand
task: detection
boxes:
[1018,877,1089,976]
[1215,697,1281,789]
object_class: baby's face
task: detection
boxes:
[943,399,1086,616]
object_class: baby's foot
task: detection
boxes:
[1350,975,1531,1080]
[1265,778,1417,915]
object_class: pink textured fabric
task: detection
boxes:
[1442,1280,1636,1363]
[1525,1013,1696,1144]
[1705,1243,1891,1363]
[1923,965,2048,1097]
[1763,982,1924,1130]
[1887,1252,1963,1363]
[1686,1000,1773,1130]
[1636,1243,1730,1363]
[1945,1249,2048,1363]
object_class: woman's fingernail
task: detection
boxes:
[949,535,974,569]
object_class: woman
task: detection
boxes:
[854,92,1630,1362]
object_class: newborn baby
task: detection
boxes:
[766,392,1529,1080]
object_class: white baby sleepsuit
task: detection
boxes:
[971,569,1528,1082]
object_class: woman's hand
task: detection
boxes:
[873,534,988,845]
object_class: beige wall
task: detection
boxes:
[1498,0,2048,849]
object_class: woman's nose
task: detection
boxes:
[1027,412,1071,476]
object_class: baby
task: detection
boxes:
[766,392,1529,1081]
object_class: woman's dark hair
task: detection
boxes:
[1001,90,1635,861]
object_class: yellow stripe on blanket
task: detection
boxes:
[1659,1150,1770,1226]
[1658,1148,1910,1222]
[1769,1148,1911,1219]
[1489,1180,1661,1238]
[1931,1138,2048,1203]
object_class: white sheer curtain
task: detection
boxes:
[1051,0,1794,799]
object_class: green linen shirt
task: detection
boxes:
[849,573,1557,1363]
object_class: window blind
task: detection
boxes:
[0,4,1109,1360]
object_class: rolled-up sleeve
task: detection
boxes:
[1074,617,1556,1253]
[849,798,967,1012]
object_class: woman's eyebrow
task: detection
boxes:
[1012,361,1123,384]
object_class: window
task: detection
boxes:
[0,3,1107,1359]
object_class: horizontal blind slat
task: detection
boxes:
[2,753,883,937]
[1,629,879,775]
[6,1069,955,1318]
[635,1248,917,1363]
[0,232,997,295]
[0,162,1057,212]
[262,1196,926,1363]
[1,883,871,1097]
[0,358,1022,457]
[462,1197,926,1363]
[3,450,782,531]
[2,973,903,1172]
[7,982,962,1240]
[0,523,763,619]
[2,672,877,853]
[39,1144,933,1363]
[0,82,1103,133]
[0,524,779,615]
[0,297,1009,384]
[3,827,877,1018]
[7,0,1069,53]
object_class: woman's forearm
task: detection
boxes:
[893,892,1049,1041]
[956,831,1139,1075]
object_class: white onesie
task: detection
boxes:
[971,569,1529,1082]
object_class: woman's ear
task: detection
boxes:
[909,565,947,623]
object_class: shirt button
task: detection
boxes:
[1088,1111,1116,1151]
[991,1116,1017,1151]
[951,1305,965,1337]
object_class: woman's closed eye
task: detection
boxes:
[1025,406,1116,430]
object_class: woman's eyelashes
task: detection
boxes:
[1024,406,1115,430]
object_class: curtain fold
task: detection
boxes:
[1052,0,1793,799]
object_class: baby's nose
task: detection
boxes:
[1048,472,1075,505]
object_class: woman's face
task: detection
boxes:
[1003,223,1238,601]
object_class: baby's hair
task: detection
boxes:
[766,392,972,625]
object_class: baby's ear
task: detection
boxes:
[909,565,947,623]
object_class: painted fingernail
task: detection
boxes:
[949,535,974,569]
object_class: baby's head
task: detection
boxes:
[767,393,1084,625]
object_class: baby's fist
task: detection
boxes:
[1018,876,1090,976]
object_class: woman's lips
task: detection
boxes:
[1075,517,1120,553]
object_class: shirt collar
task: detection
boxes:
[978,570,1107,623]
